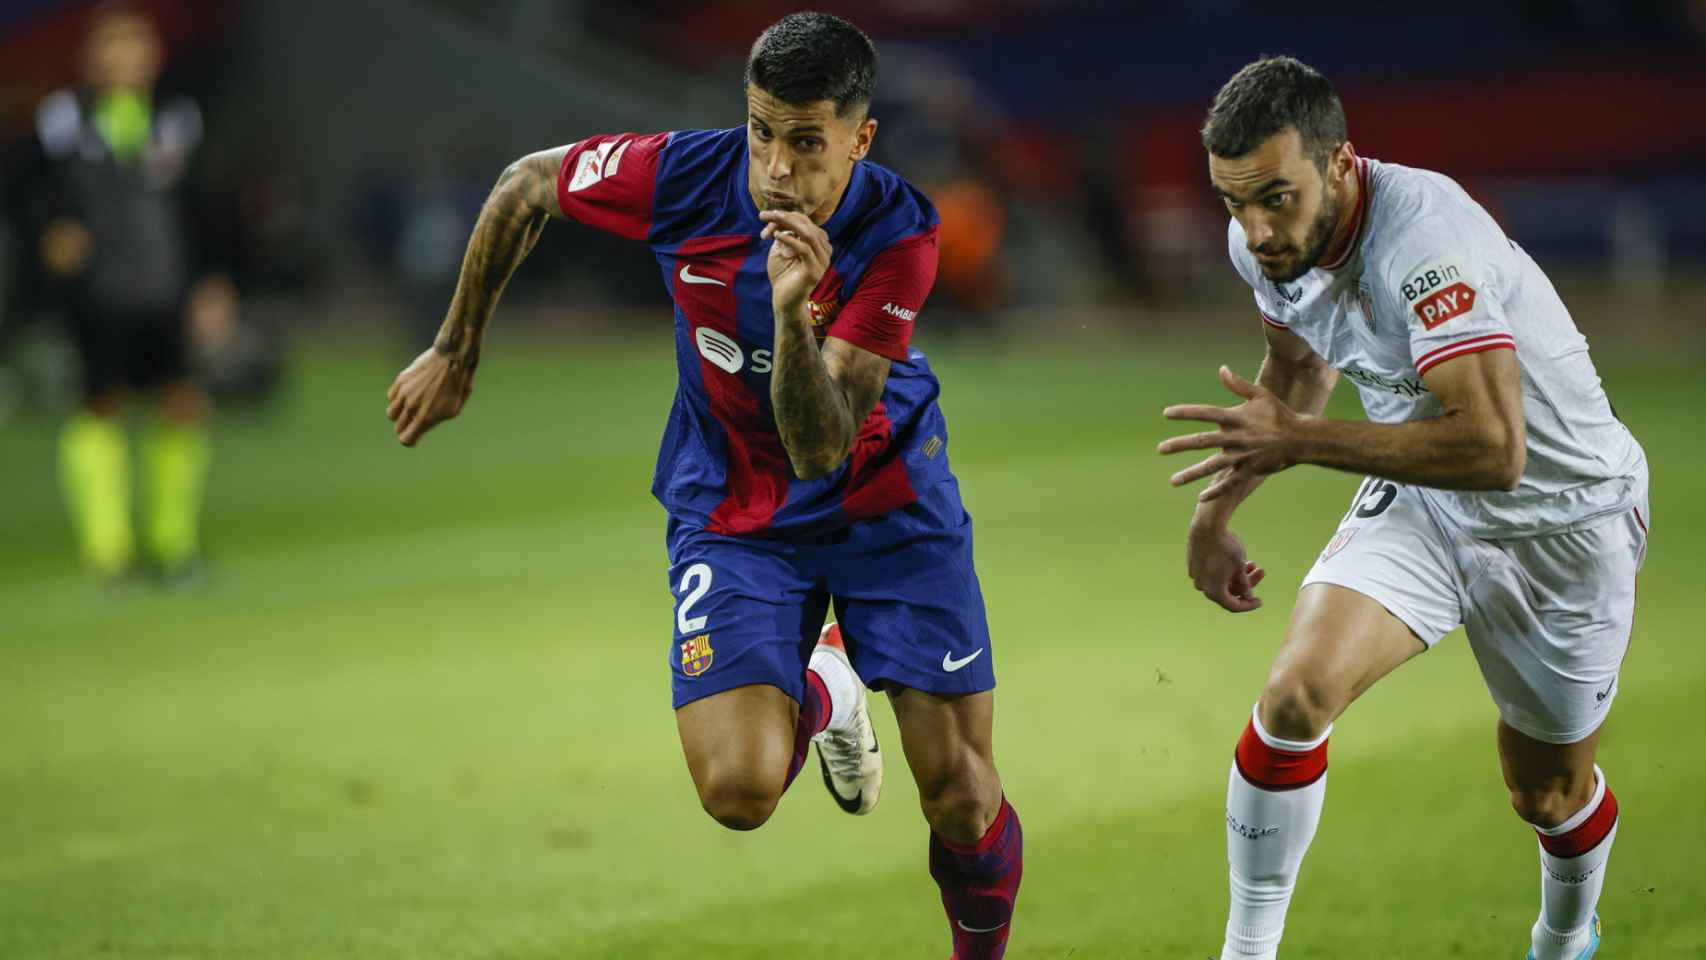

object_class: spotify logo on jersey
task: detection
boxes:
[694,327,772,375]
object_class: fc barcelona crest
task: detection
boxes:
[680,633,715,677]
[807,297,840,328]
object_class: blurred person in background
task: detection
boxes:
[29,1,231,582]
[386,13,1024,957]
[930,151,1009,316]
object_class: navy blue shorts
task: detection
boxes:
[666,477,995,709]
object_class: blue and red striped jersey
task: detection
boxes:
[555,127,954,538]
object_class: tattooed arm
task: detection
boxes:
[772,325,891,480]
[761,210,890,480]
[386,147,567,447]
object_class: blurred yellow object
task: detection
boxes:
[93,88,152,161]
[141,419,210,571]
[59,413,133,576]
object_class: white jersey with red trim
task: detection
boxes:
[1228,157,1646,539]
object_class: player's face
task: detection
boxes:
[746,86,876,225]
[1210,129,1353,283]
[83,12,163,92]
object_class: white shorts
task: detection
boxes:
[1301,476,1650,745]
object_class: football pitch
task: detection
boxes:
[1,332,1698,958]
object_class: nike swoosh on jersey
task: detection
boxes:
[679,265,726,286]
[942,648,984,672]
[957,920,1007,934]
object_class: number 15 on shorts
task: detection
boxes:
[1345,476,1398,522]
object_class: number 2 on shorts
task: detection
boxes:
[676,562,713,634]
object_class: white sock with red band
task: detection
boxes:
[807,643,860,733]
[1530,766,1617,960]
[1220,706,1331,960]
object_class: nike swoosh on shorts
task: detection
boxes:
[942,649,984,672]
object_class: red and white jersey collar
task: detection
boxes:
[1319,156,1371,272]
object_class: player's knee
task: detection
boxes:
[158,381,208,425]
[1259,669,1340,741]
[696,772,781,831]
[916,763,1001,843]
[1508,779,1592,829]
[85,391,125,419]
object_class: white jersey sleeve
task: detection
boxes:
[1373,218,1517,378]
[1358,171,1646,537]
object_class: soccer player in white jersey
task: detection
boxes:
[1157,57,1649,960]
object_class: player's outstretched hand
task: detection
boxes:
[386,348,474,447]
[760,210,830,317]
[1187,524,1267,613]
[1158,365,1299,501]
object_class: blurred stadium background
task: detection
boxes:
[2,1,1702,956]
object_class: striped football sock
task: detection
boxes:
[1530,767,1617,960]
[930,797,1022,960]
[1221,707,1330,960]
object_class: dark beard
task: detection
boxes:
[1258,193,1341,283]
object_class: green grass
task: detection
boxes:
[0,333,1698,958]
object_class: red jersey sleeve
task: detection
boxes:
[826,227,939,362]
[554,132,668,241]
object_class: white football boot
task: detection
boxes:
[810,623,883,814]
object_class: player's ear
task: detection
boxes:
[849,116,877,162]
[1333,141,1357,183]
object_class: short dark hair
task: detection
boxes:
[1202,56,1346,169]
[744,12,877,117]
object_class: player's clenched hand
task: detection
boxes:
[386,348,475,447]
[1187,524,1267,613]
[1158,366,1299,501]
[761,210,830,318]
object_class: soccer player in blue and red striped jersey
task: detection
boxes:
[385,13,1021,957]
